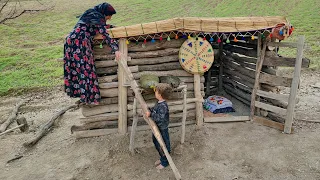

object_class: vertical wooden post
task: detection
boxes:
[218,41,224,91]
[256,35,262,116]
[129,98,138,153]
[181,86,187,144]
[284,36,305,134]
[194,74,204,126]
[205,70,212,97]
[118,38,128,134]
[250,38,267,121]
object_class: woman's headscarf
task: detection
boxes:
[77,3,116,25]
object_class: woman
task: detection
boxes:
[63,3,120,105]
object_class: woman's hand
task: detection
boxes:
[115,51,121,61]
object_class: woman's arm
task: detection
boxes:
[97,24,119,53]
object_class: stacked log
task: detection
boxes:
[75,39,205,136]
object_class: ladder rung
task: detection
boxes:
[254,101,287,116]
[256,90,289,102]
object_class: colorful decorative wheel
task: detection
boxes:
[179,37,214,74]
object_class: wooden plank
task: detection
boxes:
[256,90,289,102]
[194,74,204,126]
[118,38,128,134]
[284,36,305,134]
[204,116,250,123]
[99,82,118,89]
[181,87,187,144]
[254,101,287,116]
[74,129,118,139]
[259,73,292,87]
[250,38,267,121]
[253,116,286,131]
[267,41,298,48]
[223,68,255,86]
[256,35,262,116]
[223,84,251,102]
[264,55,310,68]
[223,77,252,93]
[80,112,118,123]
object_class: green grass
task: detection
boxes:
[0,0,319,95]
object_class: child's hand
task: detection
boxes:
[145,111,151,117]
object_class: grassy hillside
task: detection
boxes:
[0,0,319,95]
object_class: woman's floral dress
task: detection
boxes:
[63,23,118,104]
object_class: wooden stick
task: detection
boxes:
[23,105,77,147]
[0,124,24,136]
[0,100,26,133]
[250,40,267,121]
[117,57,181,179]
[129,98,138,154]
[181,87,187,144]
[284,36,305,134]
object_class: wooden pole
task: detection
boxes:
[250,38,267,121]
[129,98,138,154]
[256,34,262,116]
[218,41,223,91]
[181,86,187,144]
[118,38,128,134]
[194,74,204,126]
[117,58,182,180]
[284,36,305,134]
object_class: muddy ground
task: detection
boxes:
[0,69,319,180]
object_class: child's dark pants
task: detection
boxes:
[152,128,171,167]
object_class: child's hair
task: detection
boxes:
[155,83,172,100]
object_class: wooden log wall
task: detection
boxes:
[75,39,205,137]
[219,39,301,124]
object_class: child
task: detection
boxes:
[145,83,172,169]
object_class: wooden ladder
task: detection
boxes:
[250,35,305,134]
[117,55,182,180]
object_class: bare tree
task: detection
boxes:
[0,0,54,24]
